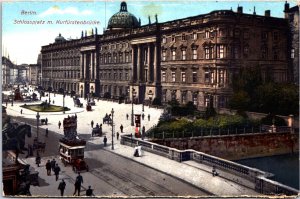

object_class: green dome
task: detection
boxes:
[107,2,140,30]
[55,33,66,43]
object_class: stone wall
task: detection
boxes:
[152,132,299,160]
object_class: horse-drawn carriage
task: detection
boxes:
[74,98,83,108]
[33,137,46,153]
[103,115,112,124]
[59,138,89,172]
[91,126,102,137]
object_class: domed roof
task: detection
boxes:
[55,33,66,43]
[107,2,140,30]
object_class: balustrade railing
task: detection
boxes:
[120,134,299,196]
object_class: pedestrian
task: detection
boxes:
[52,100,55,104]
[86,185,93,196]
[58,121,61,129]
[6,100,8,107]
[120,124,124,133]
[91,120,94,128]
[117,132,119,140]
[46,160,51,175]
[45,117,48,125]
[142,113,145,120]
[54,163,61,181]
[73,172,83,196]
[36,153,41,167]
[58,179,66,196]
[126,113,129,120]
[142,126,145,140]
[148,114,150,121]
[45,128,49,137]
[75,113,77,120]
[51,159,56,172]
[20,109,23,114]
[103,136,107,147]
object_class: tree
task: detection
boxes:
[228,91,250,111]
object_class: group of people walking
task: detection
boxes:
[41,157,93,196]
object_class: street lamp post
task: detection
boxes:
[131,88,135,126]
[142,102,144,112]
[111,108,114,150]
[36,112,40,142]
[11,87,14,106]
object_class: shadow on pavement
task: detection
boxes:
[37,177,49,187]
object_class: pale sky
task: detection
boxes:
[2,1,297,65]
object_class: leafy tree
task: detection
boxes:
[228,91,250,111]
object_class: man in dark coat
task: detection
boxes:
[46,160,51,176]
[58,179,66,196]
[54,164,61,181]
[51,159,56,172]
[73,172,83,196]
[120,124,123,133]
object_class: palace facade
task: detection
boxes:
[41,2,291,109]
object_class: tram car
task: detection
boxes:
[59,138,89,172]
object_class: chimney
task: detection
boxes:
[265,10,271,17]
[253,6,256,15]
[237,6,243,14]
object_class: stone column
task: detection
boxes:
[147,44,151,83]
[90,53,94,80]
[131,46,136,82]
[80,53,84,79]
[94,52,97,80]
[83,53,87,79]
[153,44,157,83]
[137,45,141,82]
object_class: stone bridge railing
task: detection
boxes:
[120,135,299,196]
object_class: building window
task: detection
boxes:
[181,92,187,104]
[261,46,268,59]
[218,96,226,108]
[182,49,186,60]
[192,72,197,83]
[172,35,175,42]
[244,45,249,56]
[119,53,123,63]
[172,50,176,60]
[182,34,186,41]
[162,72,166,82]
[273,32,279,41]
[243,31,249,39]
[234,29,240,37]
[204,95,210,107]
[218,45,225,58]
[108,72,111,79]
[125,53,129,62]
[162,50,166,61]
[114,73,117,80]
[181,72,186,82]
[273,50,278,60]
[193,32,197,40]
[205,31,210,38]
[162,37,167,43]
[114,55,117,63]
[108,55,111,63]
[144,69,148,82]
[125,72,129,80]
[261,32,268,40]
[291,49,295,59]
[192,49,197,60]
[119,72,122,80]
[171,91,176,101]
[172,72,176,82]
[219,69,225,85]
[234,46,240,59]
[193,93,198,106]
[205,48,210,59]
[205,70,211,83]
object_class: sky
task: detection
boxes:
[2,0,297,65]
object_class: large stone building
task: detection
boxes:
[41,2,291,109]
[285,2,299,84]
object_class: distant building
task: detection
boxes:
[285,2,299,84]
[41,2,291,109]
[2,56,13,87]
